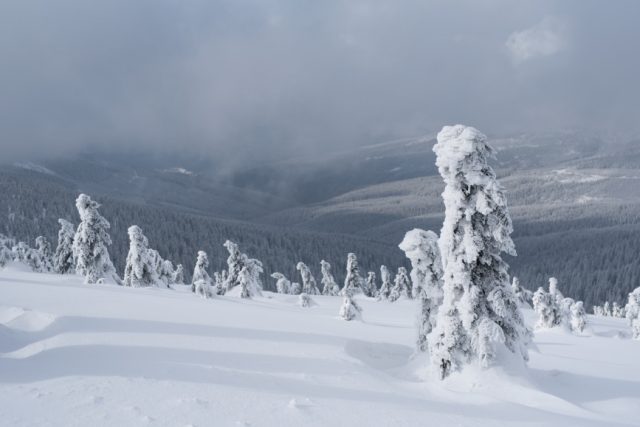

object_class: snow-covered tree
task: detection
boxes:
[626,288,640,339]
[342,253,363,296]
[12,241,36,270]
[428,125,529,379]
[320,260,340,296]
[299,293,316,308]
[72,194,119,284]
[192,251,212,293]
[297,262,320,295]
[603,301,612,317]
[212,270,226,295]
[612,302,625,318]
[561,297,575,320]
[34,236,53,272]
[53,219,75,274]
[399,228,443,353]
[271,272,291,294]
[223,240,244,292]
[0,245,11,268]
[159,259,176,287]
[172,264,185,285]
[364,272,377,298]
[243,257,264,297]
[389,267,411,302]
[377,265,392,300]
[339,293,362,321]
[569,301,587,334]
[238,266,252,299]
[290,282,302,295]
[593,305,603,316]
[123,225,158,288]
[532,287,562,329]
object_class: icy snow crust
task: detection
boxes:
[0,266,639,426]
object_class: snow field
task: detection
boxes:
[0,266,639,427]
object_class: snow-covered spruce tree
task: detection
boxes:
[339,292,362,321]
[532,287,562,329]
[561,297,575,323]
[223,240,244,292]
[569,301,587,334]
[389,267,411,302]
[365,272,377,298]
[299,293,316,308]
[297,262,320,295]
[342,253,363,296]
[123,225,159,288]
[428,125,529,379]
[173,264,185,285]
[377,265,392,300]
[603,301,612,317]
[399,228,443,353]
[72,194,119,284]
[191,251,212,294]
[54,219,75,274]
[593,306,603,316]
[271,272,291,294]
[244,257,264,297]
[626,288,640,339]
[320,260,340,296]
[238,266,252,299]
[34,236,53,272]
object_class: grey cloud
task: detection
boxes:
[1,0,639,165]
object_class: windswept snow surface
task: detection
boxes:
[0,266,639,426]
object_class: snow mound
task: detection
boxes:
[0,306,56,332]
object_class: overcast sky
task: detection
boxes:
[1,0,639,165]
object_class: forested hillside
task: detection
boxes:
[0,168,407,288]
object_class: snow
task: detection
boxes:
[1,266,639,426]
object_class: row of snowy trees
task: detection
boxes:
[592,300,626,318]
[532,277,587,334]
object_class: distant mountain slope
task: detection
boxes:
[0,168,407,287]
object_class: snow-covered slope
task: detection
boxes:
[1,267,638,426]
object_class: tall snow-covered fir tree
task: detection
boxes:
[123,225,159,288]
[320,260,340,296]
[271,272,291,294]
[53,219,75,274]
[244,256,264,297]
[377,265,392,300]
[399,228,443,353]
[72,194,119,284]
[389,267,411,302]
[297,262,320,295]
[428,125,529,379]
[223,240,245,292]
[342,253,363,296]
[192,250,212,293]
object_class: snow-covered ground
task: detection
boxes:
[0,265,638,427]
